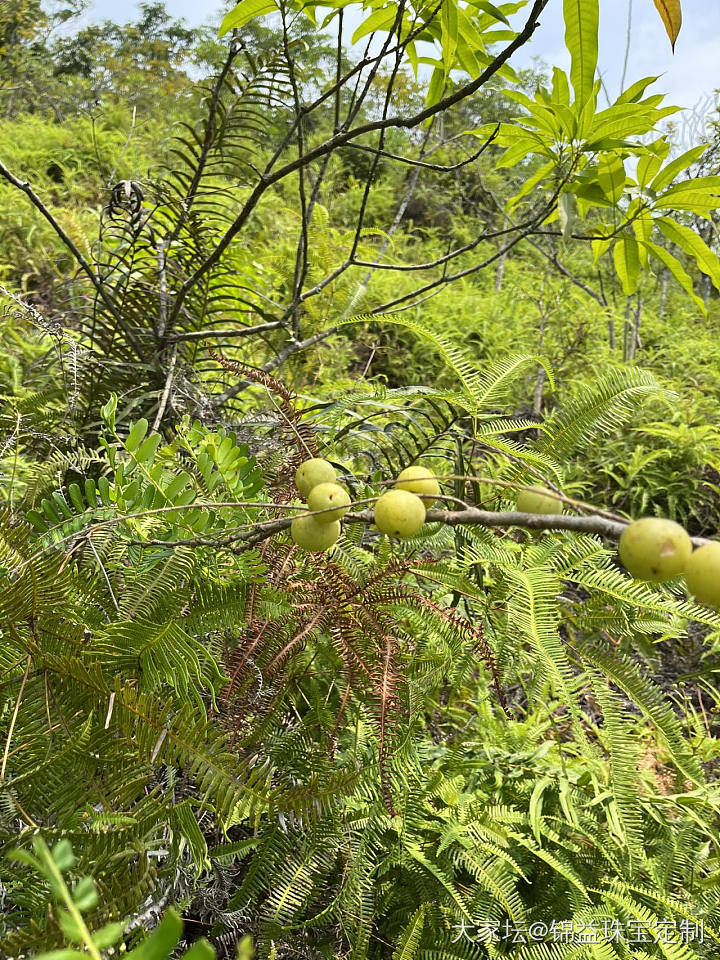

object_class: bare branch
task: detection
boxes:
[168,321,286,342]
[341,126,499,172]
[143,506,718,552]
[212,326,339,405]
[0,158,145,356]
[165,0,551,327]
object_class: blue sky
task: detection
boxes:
[82,0,719,121]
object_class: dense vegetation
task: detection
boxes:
[3,0,720,957]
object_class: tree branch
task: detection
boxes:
[165,0,551,327]
[212,326,339,405]
[0,158,145,356]
[341,127,499,172]
[141,506,718,552]
[168,320,286,342]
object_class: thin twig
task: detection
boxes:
[152,342,178,433]
[0,159,145,356]
[87,535,120,611]
[1,656,32,782]
[164,0,551,328]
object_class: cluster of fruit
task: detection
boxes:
[289,466,720,608]
[290,459,440,552]
[517,486,720,609]
[618,517,720,608]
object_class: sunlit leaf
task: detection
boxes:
[352,4,399,44]
[218,0,277,35]
[656,216,720,293]
[598,152,626,204]
[644,241,706,313]
[563,0,598,106]
[613,234,640,296]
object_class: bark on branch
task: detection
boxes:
[142,507,715,552]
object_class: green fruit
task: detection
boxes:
[684,543,720,607]
[290,513,341,552]
[374,490,426,538]
[295,458,336,497]
[395,465,441,506]
[515,485,563,515]
[618,517,692,582]
[307,482,351,523]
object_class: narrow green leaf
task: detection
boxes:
[472,0,510,24]
[26,509,49,532]
[551,66,570,106]
[84,478,98,507]
[656,216,720,292]
[598,152,626,203]
[97,476,112,506]
[41,497,61,523]
[393,904,425,960]
[426,65,446,108]
[651,145,706,192]
[563,0,599,106]
[441,0,459,72]
[644,241,706,313]
[52,492,72,519]
[352,4,398,44]
[613,234,640,295]
[655,175,720,209]
[507,160,554,210]
[100,393,117,431]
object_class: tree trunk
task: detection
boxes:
[495,214,509,291]
[659,268,668,318]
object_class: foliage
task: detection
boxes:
[4,0,720,958]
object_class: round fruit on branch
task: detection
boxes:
[684,542,720,607]
[307,482,351,523]
[290,513,341,552]
[515,485,563,515]
[374,489,426,539]
[295,458,336,497]
[394,465,441,506]
[618,517,692,582]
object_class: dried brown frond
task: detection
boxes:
[217,541,508,814]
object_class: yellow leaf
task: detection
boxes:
[651,0,682,52]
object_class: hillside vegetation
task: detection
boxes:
[2,1,720,958]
